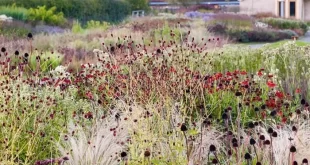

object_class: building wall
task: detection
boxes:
[240,0,276,14]
[305,0,310,20]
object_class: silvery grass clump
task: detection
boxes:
[116,100,225,164]
[262,122,310,165]
[49,65,70,79]
[0,14,13,22]
[247,122,310,165]
[57,110,129,165]
[262,41,310,96]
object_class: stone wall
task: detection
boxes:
[239,0,276,15]
[305,0,310,20]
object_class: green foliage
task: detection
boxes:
[263,40,310,49]
[0,21,31,38]
[127,0,150,11]
[71,20,110,34]
[0,0,131,23]
[71,20,84,33]
[0,4,28,21]
[207,19,295,43]
[168,0,201,7]
[151,21,184,44]
[86,20,110,30]
[226,28,294,43]
[208,14,254,31]
[28,51,63,72]
[261,17,309,34]
[27,6,66,26]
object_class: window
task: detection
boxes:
[290,1,296,17]
[278,1,285,17]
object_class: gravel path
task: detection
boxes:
[246,31,310,49]
[299,31,310,42]
[248,43,266,49]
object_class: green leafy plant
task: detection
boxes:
[28,51,63,72]
[86,20,110,30]
[71,20,84,33]
[27,5,66,26]
[0,4,28,21]
[261,17,308,34]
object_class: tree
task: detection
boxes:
[169,0,201,7]
[127,0,150,11]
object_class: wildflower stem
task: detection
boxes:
[253,146,258,162]
[183,131,189,163]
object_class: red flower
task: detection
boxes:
[240,70,247,75]
[226,71,232,76]
[84,112,93,119]
[54,78,62,87]
[169,66,176,73]
[281,117,287,123]
[85,91,94,100]
[261,111,266,119]
[63,78,71,85]
[278,110,283,116]
[295,88,301,94]
[257,71,263,77]
[266,99,276,108]
[268,74,273,78]
[86,74,94,79]
[267,81,276,88]
[233,70,240,75]
[112,65,119,70]
[41,77,50,82]
[214,73,223,79]
[241,80,249,86]
[275,91,284,99]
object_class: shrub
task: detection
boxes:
[27,6,66,26]
[279,29,299,37]
[208,13,254,30]
[227,28,294,42]
[71,20,84,33]
[0,20,31,38]
[0,4,28,21]
[32,25,65,34]
[207,22,227,35]
[252,12,277,19]
[260,17,308,34]
[127,0,150,11]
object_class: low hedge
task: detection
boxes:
[260,17,308,34]
[227,28,296,43]
[207,22,298,43]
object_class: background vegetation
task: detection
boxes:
[0,0,149,23]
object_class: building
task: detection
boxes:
[240,0,310,20]
[149,0,239,6]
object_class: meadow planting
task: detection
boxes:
[0,16,310,165]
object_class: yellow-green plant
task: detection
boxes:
[72,20,83,33]
[86,20,110,30]
[28,51,63,73]
[27,6,66,26]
